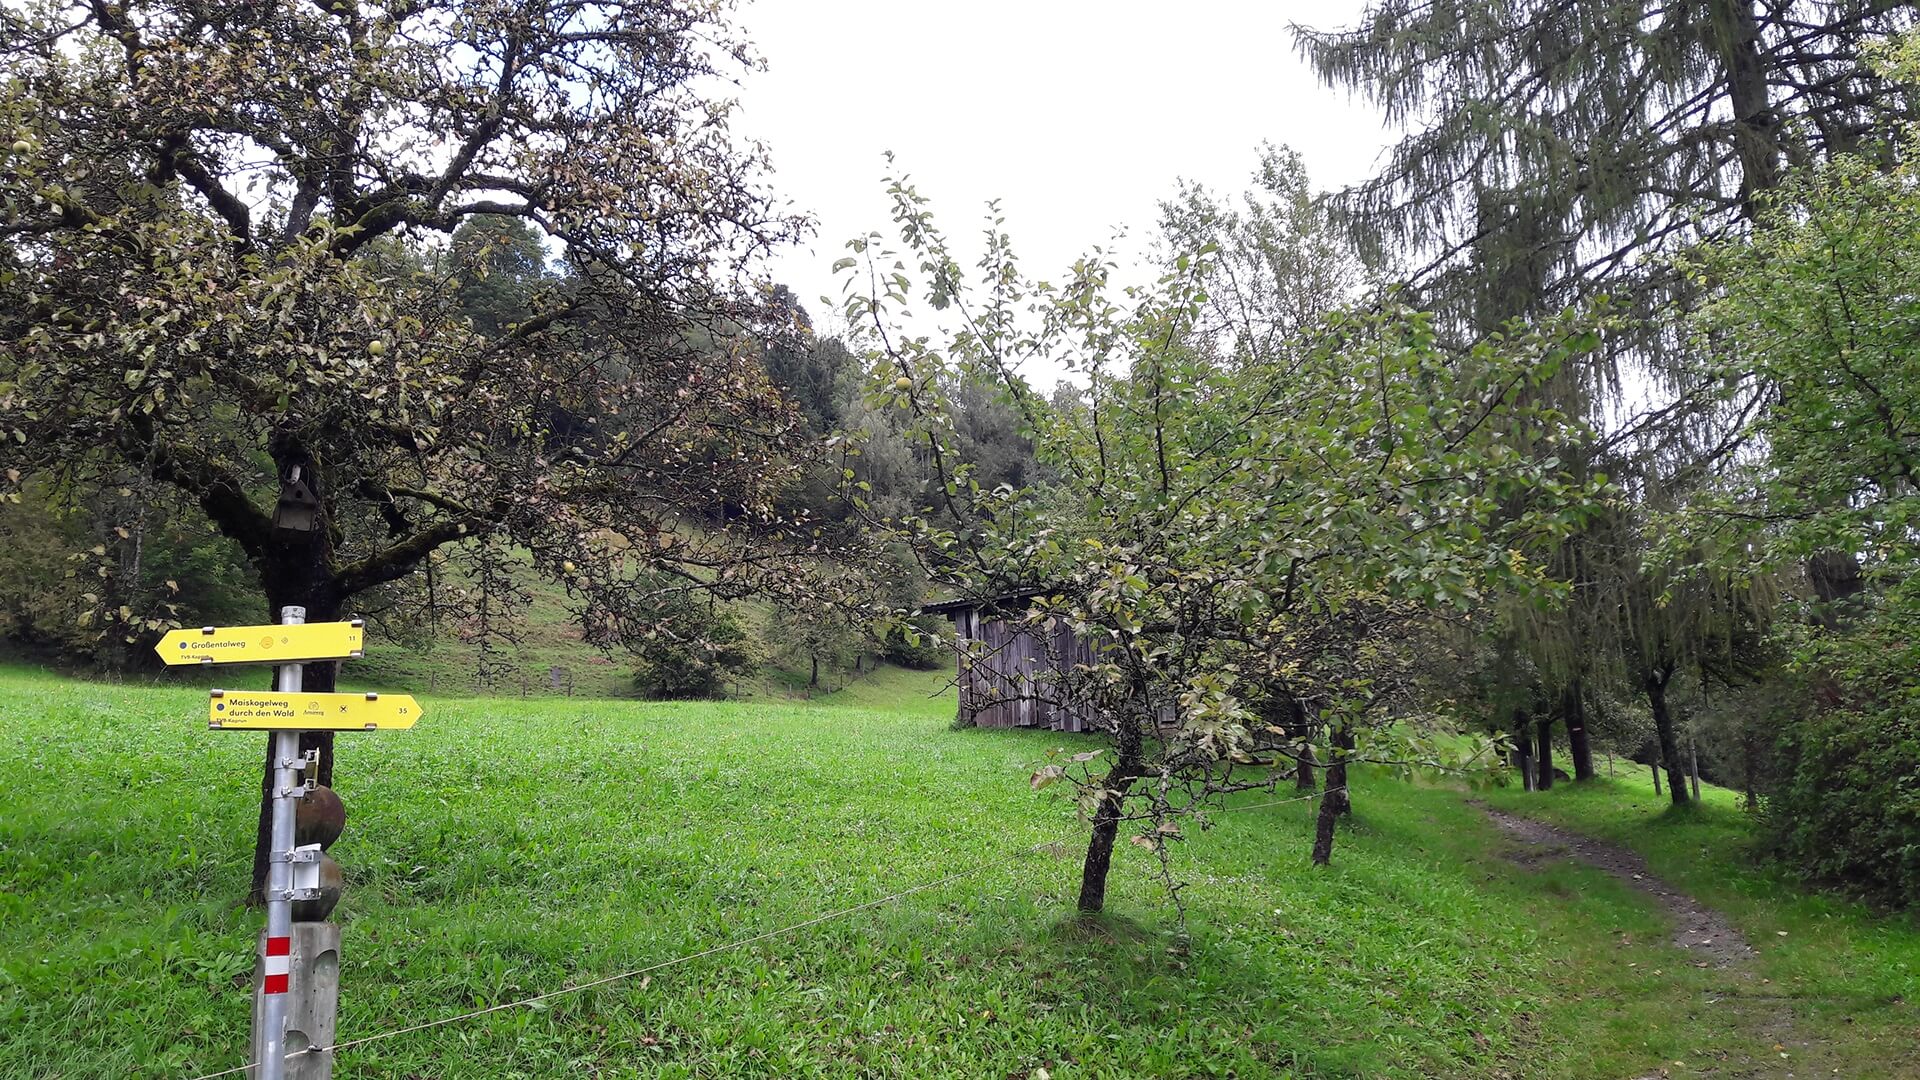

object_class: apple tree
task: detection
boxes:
[0,0,825,900]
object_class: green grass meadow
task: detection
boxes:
[2,663,1915,1078]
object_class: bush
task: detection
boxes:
[1764,704,1920,903]
[1762,591,1920,904]
[630,606,763,700]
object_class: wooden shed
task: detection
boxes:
[918,592,1096,732]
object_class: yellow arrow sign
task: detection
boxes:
[207,690,421,730]
[156,621,365,666]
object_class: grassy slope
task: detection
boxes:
[347,566,640,699]
[0,665,1914,1079]
[30,562,882,703]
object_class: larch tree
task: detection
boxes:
[0,0,828,902]
[1295,0,1917,350]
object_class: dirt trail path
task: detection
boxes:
[1472,803,1826,1079]
[1478,804,1755,968]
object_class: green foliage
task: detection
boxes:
[1690,84,1920,574]
[1765,696,1920,902]
[880,614,947,671]
[765,598,860,690]
[0,0,821,652]
[842,167,1607,781]
[0,480,254,666]
[756,286,842,435]
[831,163,1616,910]
[630,604,764,701]
[1682,36,1920,897]
[448,215,550,337]
[1759,580,1920,900]
[1297,1,1917,348]
[1157,142,1361,363]
[0,487,94,653]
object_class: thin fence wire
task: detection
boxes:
[182,784,1343,1080]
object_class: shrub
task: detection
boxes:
[1,483,255,668]
[1762,590,1920,903]
[630,607,763,700]
[1764,704,1920,902]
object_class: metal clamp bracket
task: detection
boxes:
[289,843,327,897]
[278,748,321,780]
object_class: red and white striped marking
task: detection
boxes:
[262,936,291,994]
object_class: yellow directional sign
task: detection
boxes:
[156,621,364,666]
[207,690,421,731]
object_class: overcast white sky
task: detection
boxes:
[731,0,1389,336]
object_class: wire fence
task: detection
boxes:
[183,784,1343,1080]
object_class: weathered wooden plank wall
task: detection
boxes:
[945,603,1097,732]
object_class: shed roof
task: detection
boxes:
[915,588,1051,618]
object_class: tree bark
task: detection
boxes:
[1311,782,1341,865]
[1741,729,1760,811]
[247,448,342,905]
[1706,0,1783,217]
[1294,740,1317,792]
[1651,757,1662,796]
[1329,725,1352,816]
[1535,712,1555,791]
[1645,666,1689,806]
[1512,710,1535,791]
[1689,738,1702,801]
[1312,725,1354,864]
[1807,550,1866,629]
[1564,680,1594,781]
[1076,712,1144,914]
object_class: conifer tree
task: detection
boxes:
[1296,2,1916,340]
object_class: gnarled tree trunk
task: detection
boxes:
[1311,725,1354,864]
[1077,710,1145,914]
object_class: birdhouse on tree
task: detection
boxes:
[272,471,321,537]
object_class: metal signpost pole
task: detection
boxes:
[256,604,305,1080]
[169,606,420,1077]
